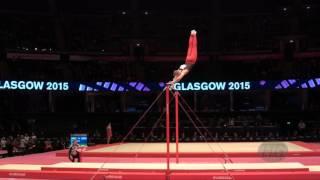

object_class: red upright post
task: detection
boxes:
[165,86,170,176]
[175,91,179,163]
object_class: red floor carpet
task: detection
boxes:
[1,142,320,179]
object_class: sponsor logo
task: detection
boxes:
[8,172,26,177]
[212,176,233,180]
[104,175,123,179]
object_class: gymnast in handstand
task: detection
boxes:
[167,30,198,87]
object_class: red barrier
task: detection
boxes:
[1,170,319,180]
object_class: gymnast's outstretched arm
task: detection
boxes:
[171,68,190,84]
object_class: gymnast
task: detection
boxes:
[167,29,198,87]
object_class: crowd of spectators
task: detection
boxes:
[0,128,68,158]
[90,113,319,144]
[92,116,320,143]
[1,112,319,159]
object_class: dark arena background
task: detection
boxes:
[1,0,320,179]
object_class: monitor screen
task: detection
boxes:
[70,133,88,147]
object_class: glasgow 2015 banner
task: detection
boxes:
[0,78,319,92]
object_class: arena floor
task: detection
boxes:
[87,142,311,153]
[1,141,320,179]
